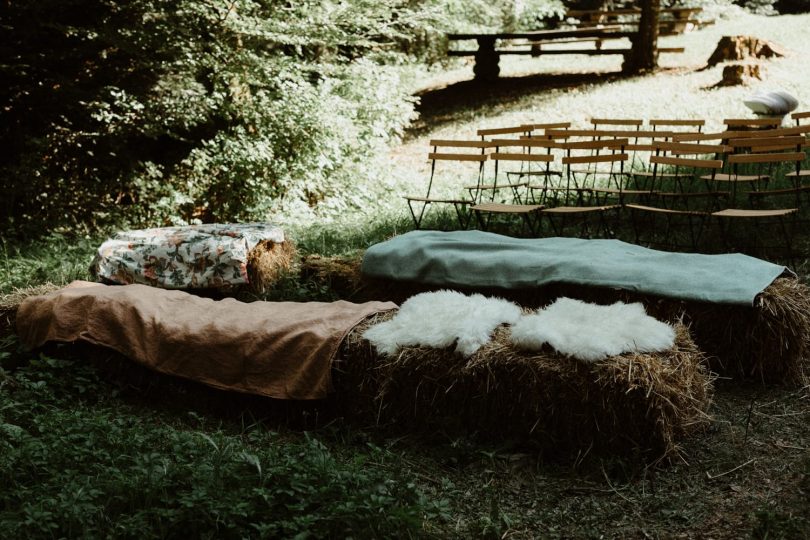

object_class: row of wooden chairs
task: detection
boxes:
[404,112,810,255]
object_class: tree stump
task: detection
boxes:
[706,35,786,67]
[714,63,762,87]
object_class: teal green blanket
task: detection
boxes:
[361,231,791,306]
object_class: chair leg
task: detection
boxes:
[453,202,470,230]
[473,210,487,231]
[407,200,428,229]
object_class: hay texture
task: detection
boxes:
[300,253,364,297]
[246,239,297,294]
[354,272,810,386]
[0,283,61,337]
[336,313,713,462]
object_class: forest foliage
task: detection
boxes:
[1,0,805,238]
[0,0,566,238]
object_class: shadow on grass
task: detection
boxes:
[409,70,628,137]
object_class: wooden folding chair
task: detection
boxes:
[712,207,798,259]
[404,140,489,229]
[739,136,808,208]
[783,111,810,196]
[625,145,727,251]
[522,122,572,137]
[466,138,554,204]
[591,118,644,130]
[793,111,810,126]
[711,150,805,258]
[649,119,705,134]
[539,140,627,238]
[719,136,806,204]
[723,118,783,131]
[471,145,548,235]
[477,125,534,141]
[481,138,562,205]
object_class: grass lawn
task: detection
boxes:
[2,11,810,540]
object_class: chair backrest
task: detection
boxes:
[655,141,731,157]
[723,118,783,130]
[423,140,491,198]
[671,131,728,143]
[560,139,629,169]
[793,111,810,126]
[650,119,705,133]
[727,135,805,154]
[490,138,557,179]
[725,150,806,184]
[476,125,533,140]
[726,151,806,166]
[523,122,571,132]
[428,139,490,162]
[647,142,729,195]
[591,118,644,128]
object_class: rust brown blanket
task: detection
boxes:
[16,281,396,400]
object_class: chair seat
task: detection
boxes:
[472,203,544,214]
[464,182,527,191]
[624,203,708,217]
[785,170,810,178]
[634,171,693,178]
[591,187,653,195]
[542,205,619,214]
[657,191,729,199]
[712,208,798,218]
[404,195,472,204]
[702,173,769,182]
[748,186,810,198]
[506,170,562,177]
[529,186,591,192]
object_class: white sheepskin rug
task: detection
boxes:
[362,290,522,357]
[510,298,676,361]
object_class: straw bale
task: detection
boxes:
[246,239,297,294]
[317,256,809,386]
[0,283,61,337]
[300,253,364,296]
[336,313,713,463]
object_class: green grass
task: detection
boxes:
[1,337,808,538]
[0,234,100,293]
[0,348,451,539]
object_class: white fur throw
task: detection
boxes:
[363,290,522,357]
[510,298,676,361]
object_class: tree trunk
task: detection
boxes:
[623,0,660,73]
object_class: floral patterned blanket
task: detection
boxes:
[92,223,285,289]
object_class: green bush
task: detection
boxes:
[1,0,569,238]
[0,1,420,236]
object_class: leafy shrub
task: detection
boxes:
[0,1,418,236]
[1,0,572,239]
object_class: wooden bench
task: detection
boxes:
[565,7,704,36]
[447,27,636,80]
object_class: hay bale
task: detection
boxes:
[684,278,810,385]
[93,224,296,293]
[336,314,713,462]
[314,260,808,386]
[0,283,61,337]
[300,253,364,297]
[246,239,297,294]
